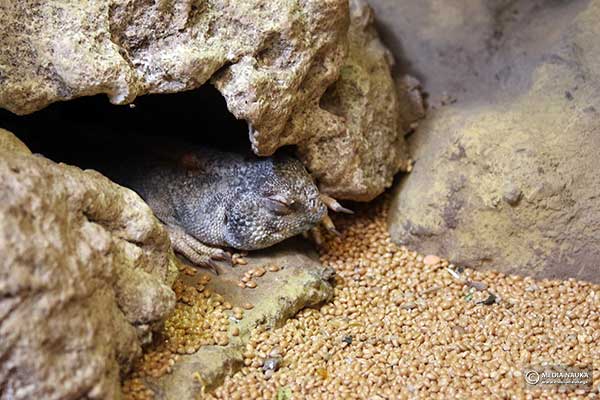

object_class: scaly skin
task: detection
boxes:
[107,145,327,272]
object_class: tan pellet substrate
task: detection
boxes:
[210,199,599,399]
[126,197,599,399]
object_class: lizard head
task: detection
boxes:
[222,154,326,250]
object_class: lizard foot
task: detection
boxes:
[167,226,230,274]
[304,196,350,246]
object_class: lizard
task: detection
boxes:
[104,144,351,273]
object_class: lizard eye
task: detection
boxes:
[264,194,294,215]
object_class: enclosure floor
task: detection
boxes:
[207,198,598,399]
[124,198,598,399]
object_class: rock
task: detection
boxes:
[144,238,334,396]
[297,0,418,201]
[0,0,419,201]
[0,128,31,154]
[368,0,586,106]
[368,0,496,105]
[0,138,178,399]
[0,0,347,155]
[423,255,441,266]
[388,0,600,282]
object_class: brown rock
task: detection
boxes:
[0,0,421,201]
[0,128,31,154]
[297,0,419,201]
[423,255,441,266]
[0,142,177,399]
[0,0,348,157]
[388,0,600,282]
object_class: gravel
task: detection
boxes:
[125,197,599,399]
[209,198,599,399]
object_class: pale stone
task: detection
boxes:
[388,0,600,282]
[297,0,419,201]
[0,0,420,201]
[423,255,441,266]
[0,128,31,154]
[0,146,177,399]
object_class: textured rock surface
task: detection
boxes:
[387,0,600,282]
[149,239,334,397]
[0,0,417,201]
[0,132,177,399]
[0,128,32,155]
[298,0,420,201]
[369,0,587,106]
[0,0,348,154]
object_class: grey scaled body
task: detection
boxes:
[108,145,327,270]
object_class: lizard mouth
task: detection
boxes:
[225,220,316,251]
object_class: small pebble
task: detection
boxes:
[262,357,281,372]
[468,280,488,291]
[246,280,257,289]
[232,307,243,315]
[267,265,280,272]
[423,254,441,265]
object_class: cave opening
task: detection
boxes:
[0,84,251,173]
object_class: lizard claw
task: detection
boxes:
[211,249,232,264]
[206,259,222,275]
[320,194,354,214]
[322,214,341,236]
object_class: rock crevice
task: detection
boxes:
[0,0,421,201]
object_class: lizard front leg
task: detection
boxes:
[166,225,230,274]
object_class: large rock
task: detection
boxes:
[298,0,420,201]
[387,0,600,282]
[0,0,348,157]
[0,130,177,399]
[0,0,418,201]
[368,0,587,105]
